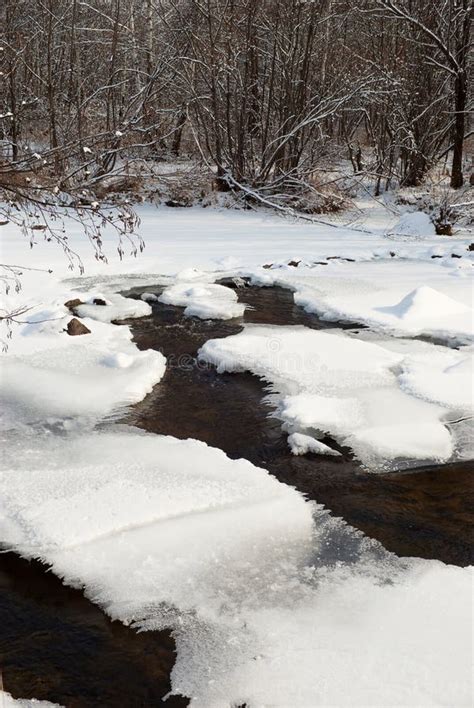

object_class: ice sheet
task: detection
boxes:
[159,282,246,320]
[199,325,457,467]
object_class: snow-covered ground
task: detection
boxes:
[0,203,473,706]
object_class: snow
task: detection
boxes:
[281,393,365,435]
[258,260,474,342]
[0,429,471,708]
[399,348,474,411]
[0,295,165,430]
[1,204,471,353]
[379,285,470,320]
[199,325,458,468]
[140,291,159,302]
[391,210,435,237]
[0,202,473,706]
[0,692,61,707]
[159,282,246,320]
[75,292,151,322]
[349,421,452,462]
[287,431,341,456]
[375,285,472,335]
[0,342,165,430]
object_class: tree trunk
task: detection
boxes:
[171,110,186,156]
[451,70,467,189]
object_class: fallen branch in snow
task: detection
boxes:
[222,173,372,235]
[0,304,36,351]
[0,305,35,322]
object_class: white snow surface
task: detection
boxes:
[0,310,165,430]
[1,203,473,706]
[391,210,435,237]
[75,292,152,322]
[159,281,246,319]
[0,346,164,430]
[287,431,342,456]
[256,260,474,342]
[399,348,473,410]
[199,325,460,468]
[0,692,61,708]
[375,285,472,336]
[0,429,471,708]
[2,204,472,342]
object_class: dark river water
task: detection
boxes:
[124,282,473,566]
[2,281,472,706]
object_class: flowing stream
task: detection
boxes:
[123,281,473,567]
[2,281,472,707]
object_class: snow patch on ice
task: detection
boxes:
[199,325,456,468]
[75,293,151,322]
[140,291,159,302]
[0,346,165,429]
[159,282,246,320]
[399,349,474,411]
[0,293,165,430]
[281,394,364,435]
[288,432,341,456]
[252,259,474,342]
[348,422,452,463]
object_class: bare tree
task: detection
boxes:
[1,0,470,231]
[376,0,472,188]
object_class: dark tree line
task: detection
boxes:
[1,0,472,212]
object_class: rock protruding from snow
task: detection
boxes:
[64,298,84,310]
[66,317,91,336]
[159,282,246,320]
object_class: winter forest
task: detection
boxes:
[2,0,472,212]
[0,1,473,707]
